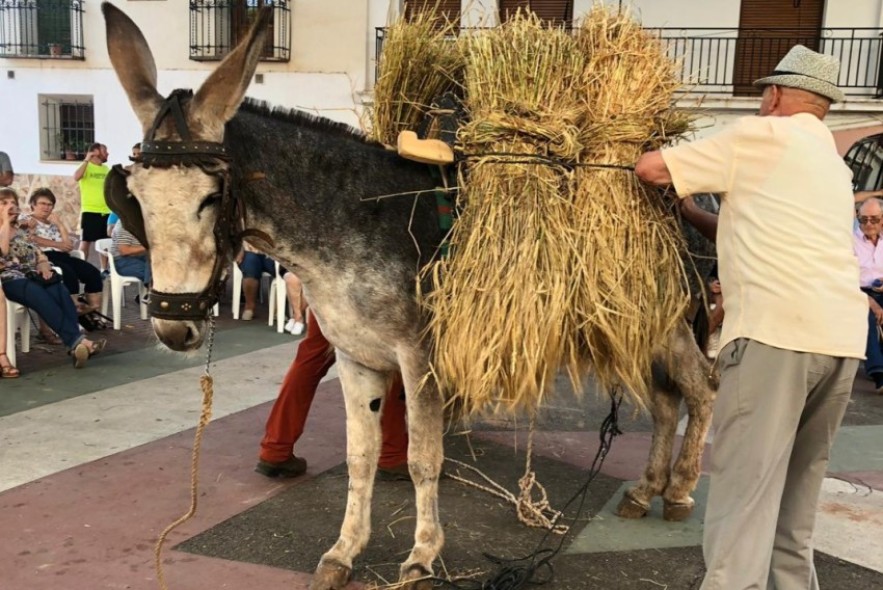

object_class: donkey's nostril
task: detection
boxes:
[184,326,199,346]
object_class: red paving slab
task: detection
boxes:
[0,380,349,590]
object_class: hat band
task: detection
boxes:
[770,69,836,85]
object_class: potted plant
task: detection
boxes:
[48,42,63,57]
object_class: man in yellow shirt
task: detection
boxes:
[636,46,865,590]
[73,143,111,274]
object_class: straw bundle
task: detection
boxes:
[370,7,463,145]
[374,6,694,415]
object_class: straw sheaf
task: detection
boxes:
[370,10,463,145]
[376,7,695,416]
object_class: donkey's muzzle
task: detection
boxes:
[153,318,206,351]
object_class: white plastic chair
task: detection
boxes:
[95,238,148,330]
[6,301,31,366]
[232,259,287,332]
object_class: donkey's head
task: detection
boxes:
[103,2,270,351]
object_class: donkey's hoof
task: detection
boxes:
[399,563,433,590]
[310,559,352,590]
[663,500,694,522]
[615,493,650,519]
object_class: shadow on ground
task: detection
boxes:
[175,433,882,589]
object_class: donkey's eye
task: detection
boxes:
[197,192,222,217]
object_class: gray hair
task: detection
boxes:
[858,198,883,216]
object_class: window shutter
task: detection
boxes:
[499,0,574,26]
[733,0,825,95]
[403,0,462,25]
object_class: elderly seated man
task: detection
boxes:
[854,197,883,393]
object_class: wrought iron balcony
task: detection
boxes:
[190,0,290,62]
[0,0,84,59]
[375,26,883,99]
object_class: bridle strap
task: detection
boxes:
[142,89,238,321]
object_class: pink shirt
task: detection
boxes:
[853,229,883,288]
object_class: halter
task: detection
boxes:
[139,89,241,322]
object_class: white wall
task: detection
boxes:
[0,67,364,176]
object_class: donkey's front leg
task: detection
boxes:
[397,354,444,590]
[311,355,387,590]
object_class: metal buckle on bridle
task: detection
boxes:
[138,89,241,322]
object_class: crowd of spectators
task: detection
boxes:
[0,144,307,376]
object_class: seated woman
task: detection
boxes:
[0,188,105,368]
[24,188,105,322]
[110,220,151,286]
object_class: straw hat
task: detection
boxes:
[753,44,844,103]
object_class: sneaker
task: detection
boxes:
[255,455,307,478]
[377,463,411,482]
[241,309,254,321]
[285,318,305,335]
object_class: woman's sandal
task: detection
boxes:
[0,352,20,378]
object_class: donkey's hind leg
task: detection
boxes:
[616,370,682,519]
[311,355,386,590]
[396,350,445,590]
[660,323,716,521]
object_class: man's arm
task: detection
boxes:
[855,189,883,204]
[73,149,97,181]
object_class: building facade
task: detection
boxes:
[1,0,882,214]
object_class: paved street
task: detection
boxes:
[1,298,881,590]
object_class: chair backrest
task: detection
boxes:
[94,238,117,273]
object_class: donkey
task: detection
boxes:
[102,4,714,589]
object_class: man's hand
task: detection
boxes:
[635,151,673,186]
[869,297,883,324]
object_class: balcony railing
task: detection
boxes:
[190,0,290,62]
[375,27,883,99]
[0,0,84,59]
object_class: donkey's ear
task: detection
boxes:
[102,2,162,132]
[191,7,273,125]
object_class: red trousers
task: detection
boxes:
[259,314,409,468]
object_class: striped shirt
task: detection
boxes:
[110,223,143,258]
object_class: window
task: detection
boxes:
[190,0,291,62]
[0,0,85,59]
[39,95,94,161]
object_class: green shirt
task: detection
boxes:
[78,161,111,214]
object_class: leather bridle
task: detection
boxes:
[135,89,242,322]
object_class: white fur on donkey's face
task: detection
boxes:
[127,164,223,350]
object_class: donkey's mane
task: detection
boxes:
[238,98,375,145]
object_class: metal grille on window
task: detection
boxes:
[41,96,94,161]
[190,0,290,62]
[0,0,85,58]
